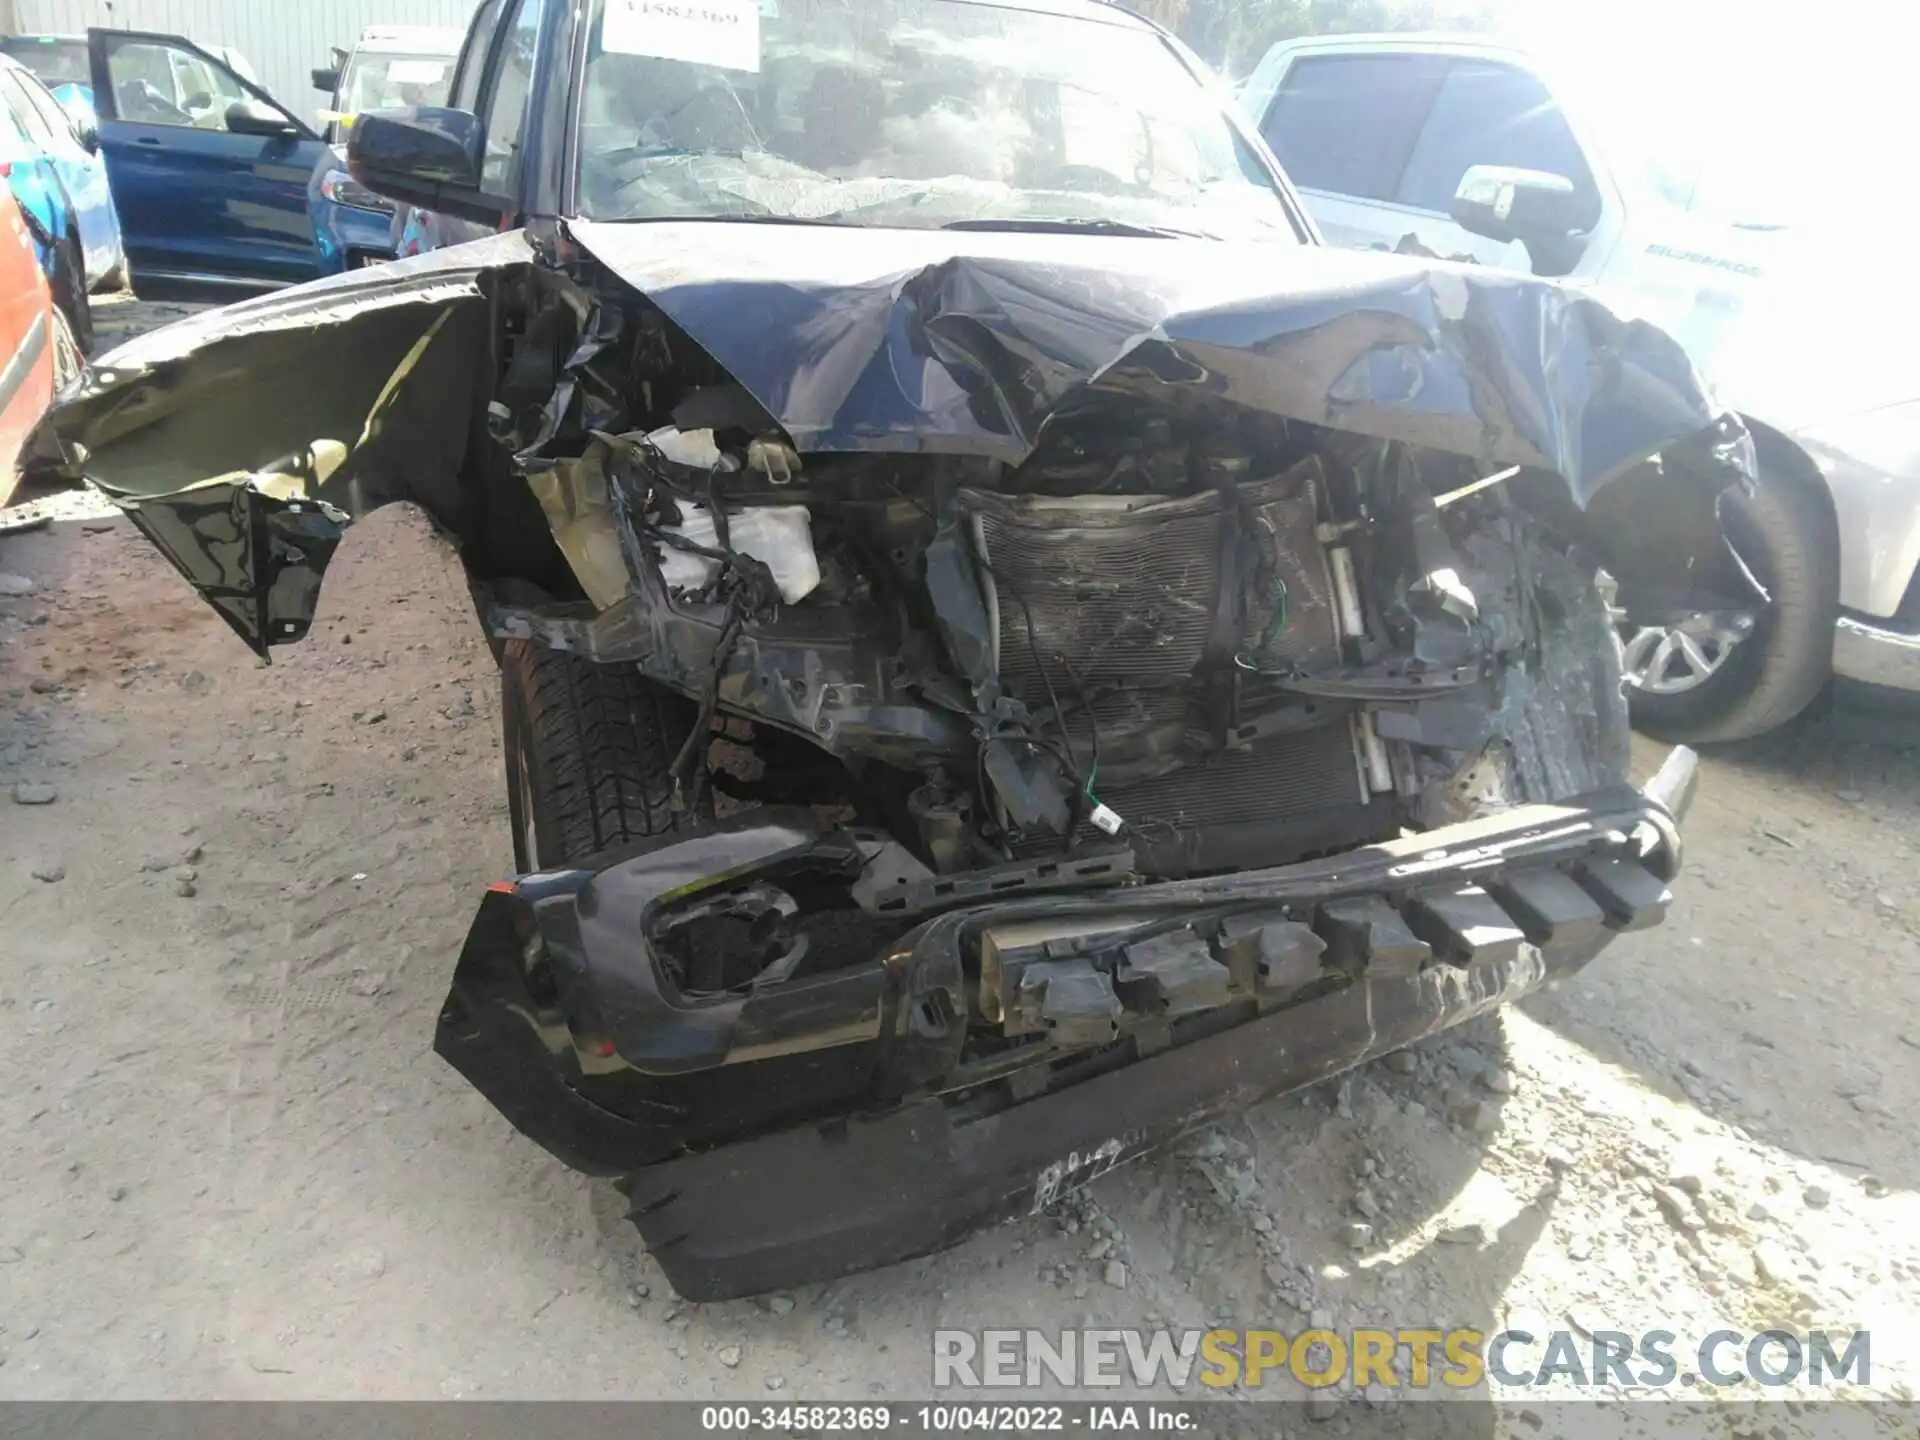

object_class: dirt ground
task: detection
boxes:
[1,301,1917,1417]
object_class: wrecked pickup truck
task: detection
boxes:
[32,0,1737,1300]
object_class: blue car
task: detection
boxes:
[76,27,329,293]
[0,33,94,118]
[307,27,458,275]
[0,54,126,350]
[308,159,400,275]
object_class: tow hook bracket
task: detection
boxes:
[1116,932,1232,1017]
[1574,858,1673,931]
[1490,869,1608,948]
[1015,960,1123,1049]
[1317,896,1433,977]
[1407,886,1526,965]
[1219,916,1328,996]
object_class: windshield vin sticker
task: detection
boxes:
[385,59,450,85]
[601,0,762,73]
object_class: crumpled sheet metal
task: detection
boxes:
[566,218,1745,503]
[26,219,1749,657]
[25,238,516,656]
[41,220,1740,513]
[83,232,531,379]
[31,232,530,503]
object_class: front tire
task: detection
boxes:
[1626,457,1839,744]
[499,640,710,871]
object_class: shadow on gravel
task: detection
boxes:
[1717,698,1920,786]
[1173,1013,1557,1416]
[1057,1016,1532,1411]
[1525,703,1920,1192]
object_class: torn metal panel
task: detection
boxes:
[119,484,349,654]
[27,240,521,655]
[31,221,1752,664]
[75,232,528,374]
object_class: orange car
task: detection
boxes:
[0,184,76,508]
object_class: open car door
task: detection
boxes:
[86,28,326,292]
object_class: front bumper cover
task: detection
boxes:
[436,750,1697,1301]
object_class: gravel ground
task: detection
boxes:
[1,301,1917,1420]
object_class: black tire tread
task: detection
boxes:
[502,640,704,865]
[49,305,83,391]
[53,232,92,357]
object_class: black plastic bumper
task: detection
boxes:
[637,936,1611,1300]
[437,750,1697,1301]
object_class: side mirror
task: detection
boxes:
[1450,164,1584,242]
[1450,164,1589,275]
[312,66,341,94]
[348,108,493,220]
[74,118,100,154]
[225,98,297,138]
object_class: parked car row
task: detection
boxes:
[0,24,459,306]
[1236,33,1918,733]
[308,26,459,276]
[0,51,124,352]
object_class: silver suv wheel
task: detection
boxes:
[1600,573,1756,696]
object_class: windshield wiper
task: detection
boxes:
[938,218,1208,239]
[616,213,846,226]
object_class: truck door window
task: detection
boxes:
[479,0,546,193]
[106,37,245,130]
[1258,53,1445,200]
[170,49,248,127]
[104,41,180,124]
[1395,60,1601,228]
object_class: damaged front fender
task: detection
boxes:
[27,237,525,654]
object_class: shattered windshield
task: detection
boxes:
[577,0,1298,239]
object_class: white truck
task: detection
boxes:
[1239,34,1920,741]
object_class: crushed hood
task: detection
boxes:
[31,220,1750,654]
[563,218,1731,502]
